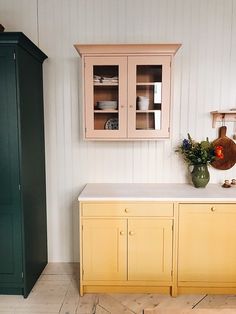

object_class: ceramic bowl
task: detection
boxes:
[98,101,117,110]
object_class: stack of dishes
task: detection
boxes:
[98,101,117,110]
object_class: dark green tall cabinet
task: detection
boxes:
[0,32,48,297]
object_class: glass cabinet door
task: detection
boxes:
[127,56,171,138]
[84,57,127,138]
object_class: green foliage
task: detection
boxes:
[176,134,216,165]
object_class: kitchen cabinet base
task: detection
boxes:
[78,184,236,298]
[177,286,236,295]
[81,285,174,296]
[0,287,23,295]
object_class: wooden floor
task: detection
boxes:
[1,264,236,314]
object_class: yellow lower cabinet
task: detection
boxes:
[82,219,127,281]
[80,202,175,295]
[178,203,236,283]
[128,219,173,281]
[80,197,236,295]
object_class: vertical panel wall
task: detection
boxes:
[0,0,236,262]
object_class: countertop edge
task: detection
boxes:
[77,183,236,202]
[78,197,236,202]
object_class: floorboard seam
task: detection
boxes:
[192,294,208,309]
[106,294,137,314]
[92,295,100,314]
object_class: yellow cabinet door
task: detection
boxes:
[178,204,236,282]
[128,219,173,281]
[82,219,127,281]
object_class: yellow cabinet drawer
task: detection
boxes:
[179,203,236,214]
[82,202,174,217]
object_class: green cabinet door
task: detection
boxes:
[0,47,23,292]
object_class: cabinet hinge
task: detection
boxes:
[171,270,173,277]
[13,52,16,60]
[21,272,24,279]
[82,269,84,276]
[85,128,87,133]
[18,184,21,191]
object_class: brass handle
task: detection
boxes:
[120,231,125,236]
[125,208,129,213]
[129,231,135,236]
[210,206,216,212]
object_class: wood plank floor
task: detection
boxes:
[1,263,236,313]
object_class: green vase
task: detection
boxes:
[191,164,210,188]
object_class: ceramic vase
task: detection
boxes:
[191,164,210,188]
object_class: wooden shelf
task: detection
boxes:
[94,82,118,86]
[136,82,160,86]
[94,110,118,113]
[211,110,236,127]
[136,110,159,113]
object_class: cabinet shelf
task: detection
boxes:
[211,110,236,127]
[94,110,118,113]
[94,82,118,86]
[136,110,159,113]
[136,82,161,86]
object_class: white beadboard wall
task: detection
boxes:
[1,0,236,262]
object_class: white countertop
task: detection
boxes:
[78,183,236,202]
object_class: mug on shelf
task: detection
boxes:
[137,96,149,110]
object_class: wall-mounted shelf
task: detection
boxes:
[211,110,236,127]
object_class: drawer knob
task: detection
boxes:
[129,231,135,236]
[120,231,125,236]
[125,208,129,213]
[211,206,216,212]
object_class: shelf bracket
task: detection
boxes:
[211,111,236,128]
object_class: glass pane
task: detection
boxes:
[136,65,162,130]
[137,65,162,83]
[93,65,119,130]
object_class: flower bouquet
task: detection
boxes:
[176,134,224,187]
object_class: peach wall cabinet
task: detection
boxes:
[74,44,181,140]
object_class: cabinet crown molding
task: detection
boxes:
[74,43,181,57]
[0,32,47,62]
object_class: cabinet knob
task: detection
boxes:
[120,231,125,235]
[129,231,135,236]
[129,105,133,108]
[125,208,129,213]
[210,206,216,212]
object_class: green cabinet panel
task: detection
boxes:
[0,48,19,205]
[0,47,22,287]
[0,214,16,273]
[0,33,48,297]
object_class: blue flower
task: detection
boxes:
[182,139,190,150]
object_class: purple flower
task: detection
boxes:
[182,139,191,150]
